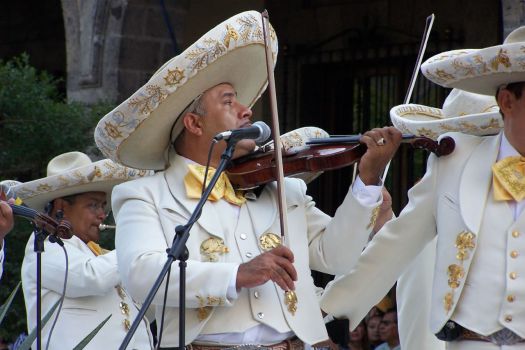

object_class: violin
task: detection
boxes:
[0,187,73,239]
[226,134,455,190]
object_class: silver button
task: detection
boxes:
[240,233,247,240]
[254,291,260,299]
[257,312,264,319]
[246,252,253,258]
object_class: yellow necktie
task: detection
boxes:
[184,164,246,206]
[492,156,525,201]
[87,241,110,256]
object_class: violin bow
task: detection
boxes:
[381,13,435,183]
[261,10,297,315]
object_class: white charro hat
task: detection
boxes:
[390,88,502,140]
[13,152,152,212]
[421,26,525,95]
[94,11,278,170]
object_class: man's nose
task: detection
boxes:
[239,104,252,119]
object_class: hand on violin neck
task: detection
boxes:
[236,245,297,292]
[358,127,402,185]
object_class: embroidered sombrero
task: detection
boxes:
[94,11,278,170]
[421,26,525,95]
[390,88,502,140]
[13,152,152,212]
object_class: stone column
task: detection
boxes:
[501,0,525,37]
[61,0,127,104]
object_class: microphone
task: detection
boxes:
[99,223,116,231]
[213,121,271,145]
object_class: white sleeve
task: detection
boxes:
[351,176,382,206]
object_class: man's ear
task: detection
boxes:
[497,89,514,118]
[181,113,203,136]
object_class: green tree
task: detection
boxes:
[0,54,114,342]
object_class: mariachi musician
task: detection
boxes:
[16,152,153,350]
[321,26,525,350]
[94,10,401,350]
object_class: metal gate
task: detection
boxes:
[279,34,461,215]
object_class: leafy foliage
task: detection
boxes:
[0,54,115,342]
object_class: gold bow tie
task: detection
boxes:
[87,241,110,256]
[184,164,246,206]
[492,156,525,201]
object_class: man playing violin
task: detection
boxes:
[321,26,525,350]
[15,152,153,350]
[95,11,401,350]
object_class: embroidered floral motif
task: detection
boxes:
[366,205,381,230]
[415,127,438,140]
[164,68,185,86]
[236,14,262,41]
[16,161,151,201]
[490,49,511,71]
[197,306,213,321]
[200,237,229,262]
[447,264,464,289]
[223,24,239,47]
[444,292,454,312]
[442,231,475,312]
[455,231,476,260]
[186,38,227,71]
[196,295,224,321]
[129,85,168,115]
[104,121,123,139]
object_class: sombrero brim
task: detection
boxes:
[422,44,525,95]
[95,11,278,170]
[14,160,151,212]
[390,103,503,140]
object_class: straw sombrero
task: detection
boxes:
[94,11,278,170]
[421,26,525,95]
[13,152,152,212]
[390,88,502,140]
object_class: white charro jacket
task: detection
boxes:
[22,234,153,349]
[111,152,381,347]
[322,132,525,338]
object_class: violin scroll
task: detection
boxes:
[411,136,455,157]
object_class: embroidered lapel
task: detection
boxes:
[459,134,501,235]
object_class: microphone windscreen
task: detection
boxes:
[253,121,271,146]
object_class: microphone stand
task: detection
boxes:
[33,227,64,350]
[120,139,237,350]
[34,227,46,350]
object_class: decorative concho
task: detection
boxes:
[259,232,281,251]
[200,237,229,262]
[285,290,298,316]
[455,230,476,261]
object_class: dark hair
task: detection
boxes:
[45,194,77,215]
